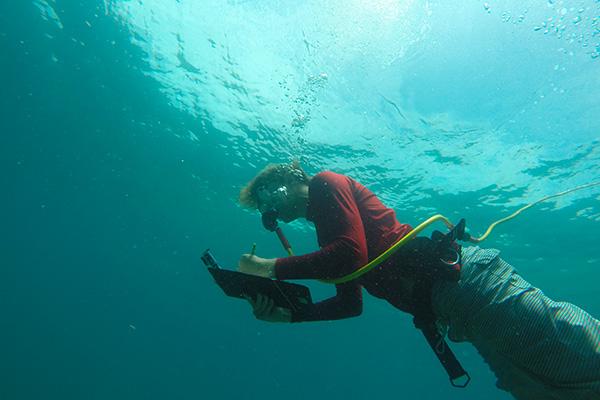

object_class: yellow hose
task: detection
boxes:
[320,214,454,285]
[320,180,600,285]
[470,180,600,242]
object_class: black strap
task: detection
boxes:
[409,220,471,388]
[421,323,471,388]
[412,276,470,387]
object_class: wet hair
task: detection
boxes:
[239,160,312,209]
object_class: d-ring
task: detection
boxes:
[440,248,460,266]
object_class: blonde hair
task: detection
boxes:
[239,160,312,209]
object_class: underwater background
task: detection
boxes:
[2,1,600,399]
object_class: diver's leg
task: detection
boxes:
[470,256,600,399]
[434,248,600,399]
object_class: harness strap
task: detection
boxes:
[410,219,471,388]
[421,323,471,387]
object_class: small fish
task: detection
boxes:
[129,324,137,331]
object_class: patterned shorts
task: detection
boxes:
[432,246,600,400]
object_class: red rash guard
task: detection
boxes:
[275,171,414,322]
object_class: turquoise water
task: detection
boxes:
[3,1,599,399]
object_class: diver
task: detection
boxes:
[237,161,600,400]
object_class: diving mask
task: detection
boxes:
[257,185,289,214]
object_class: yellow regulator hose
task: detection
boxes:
[470,180,600,242]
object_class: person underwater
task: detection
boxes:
[237,161,600,400]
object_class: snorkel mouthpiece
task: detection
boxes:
[261,209,279,232]
[261,208,293,256]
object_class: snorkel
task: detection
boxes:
[257,184,295,256]
[261,208,294,256]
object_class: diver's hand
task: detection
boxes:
[238,254,276,278]
[244,293,291,323]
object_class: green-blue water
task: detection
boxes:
[2,1,599,399]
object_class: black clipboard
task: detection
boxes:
[202,250,313,313]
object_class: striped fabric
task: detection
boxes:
[432,246,600,400]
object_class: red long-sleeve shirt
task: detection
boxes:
[275,171,414,322]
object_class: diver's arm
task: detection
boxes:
[275,174,369,280]
[240,277,362,322]
[290,282,363,322]
[274,238,365,280]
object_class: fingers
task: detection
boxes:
[240,253,258,263]
[264,296,274,315]
[238,254,261,274]
[245,294,274,319]
[256,294,273,316]
[238,255,250,272]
